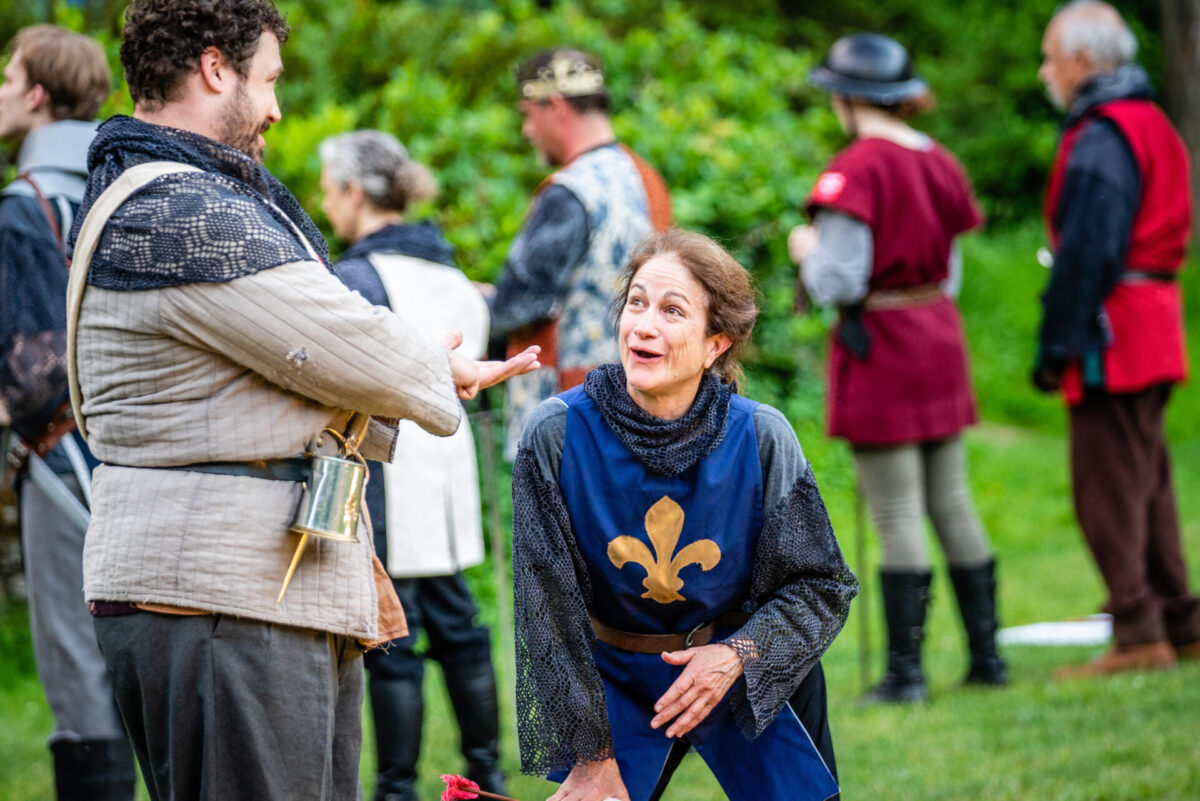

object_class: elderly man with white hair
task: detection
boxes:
[1035,0,1200,677]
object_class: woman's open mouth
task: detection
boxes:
[631,347,662,362]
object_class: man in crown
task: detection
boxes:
[486,48,673,457]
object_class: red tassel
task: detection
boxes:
[439,774,523,801]
[440,774,480,801]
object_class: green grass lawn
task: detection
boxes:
[3,221,1200,799]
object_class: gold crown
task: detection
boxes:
[520,53,605,101]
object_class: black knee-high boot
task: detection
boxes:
[50,738,136,801]
[949,558,1008,685]
[370,674,424,801]
[442,657,507,795]
[862,570,931,704]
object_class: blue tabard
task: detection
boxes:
[557,387,838,801]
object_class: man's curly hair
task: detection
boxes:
[120,0,289,109]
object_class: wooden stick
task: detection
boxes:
[276,531,309,604]
[472,790,521,801]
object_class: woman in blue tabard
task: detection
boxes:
[512,230,858,801]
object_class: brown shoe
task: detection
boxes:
[1053,641,1176,680]
[1174,640,1200,661]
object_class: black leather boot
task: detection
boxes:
[369,674,424,801]
[442,657,507,796]
[861,570,931,704]
[949,558,1008,686]
[50,738,136,801]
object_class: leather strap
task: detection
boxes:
[17,172,64,251]
[590,611,751,654]
[1121,269,1177,283]
[863,283,944,311]
[66,162,203,439]
[124,457,313,482]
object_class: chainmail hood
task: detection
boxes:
[583,363,733,477]
[69,115,331,290]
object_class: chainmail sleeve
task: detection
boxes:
[724,425,858,737]
[511,408,615,775]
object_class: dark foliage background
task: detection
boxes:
[0,0,1174,432]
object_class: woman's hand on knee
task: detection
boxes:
[548,758,629,801]
[651,643,744,739]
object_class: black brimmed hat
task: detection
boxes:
[809,33,928,105]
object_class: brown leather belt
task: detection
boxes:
[863,283,944,311]
[590,611,751,654]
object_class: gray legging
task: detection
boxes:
[853,436,992,571]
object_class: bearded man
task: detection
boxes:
[487,49,672,457]
[67,2,536,799]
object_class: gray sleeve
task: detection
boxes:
[801,209,873,306]
[753,404,807,515]
[518,397,569,480]
[942,239,963,299]
[490,185,590,337]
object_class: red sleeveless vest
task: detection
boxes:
[1044,99,1191,403]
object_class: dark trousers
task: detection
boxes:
[95,612,364,801]
[363,573,492,679]
[790,661,837,782]
[1069,384,1200,646]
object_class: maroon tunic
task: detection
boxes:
[807,137,983,446]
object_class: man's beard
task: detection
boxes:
[217,82,269,163]
[1045,84,1068,112]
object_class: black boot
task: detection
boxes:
[442,657,507,796]
[369,674,424,801]
[949,558,1008,686]
[50,738,136,801]
[861,570,931,704]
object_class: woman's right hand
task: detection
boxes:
[787,223,819,265]
[548,758,630,801]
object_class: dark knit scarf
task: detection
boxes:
[340,220,456,268]
[583,362,733,477]
[68,115,330,290]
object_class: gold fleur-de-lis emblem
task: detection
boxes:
[607,496,722,604]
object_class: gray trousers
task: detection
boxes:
[95,612,364,801]
[853,436,993,571]
[20,471,125,745]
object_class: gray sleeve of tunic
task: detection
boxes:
[519,397,569,479]
[753,404,807,510]
[801,209,873,306]
[942,240,964,299]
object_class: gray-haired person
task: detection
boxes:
[1035,1,1199,677]
[320,130,507,801]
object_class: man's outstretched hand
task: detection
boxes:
[444,331,541,400]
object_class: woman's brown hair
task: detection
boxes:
[614,229,758,384]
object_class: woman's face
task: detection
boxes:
[319,165,362,242]
[618,253,731,419]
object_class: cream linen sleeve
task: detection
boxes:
[159,259,461,436]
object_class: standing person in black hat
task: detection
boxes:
[787,33,1006,703]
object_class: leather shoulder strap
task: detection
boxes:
[67,161,202,439]
[16,172,64,251]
